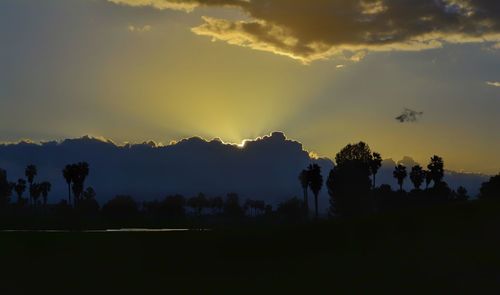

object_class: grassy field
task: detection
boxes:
[1,200,500,294]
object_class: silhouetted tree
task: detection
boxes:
[78,187,99,215]
[30,183,42,207]
[13,179,27,205]
[254,200,266,216]
[25,164,37,206]
[327,142,373,217]
[188,193,208,216]
[223,193,244,218]
[427,156,444,187]
[82,187,96,200]
[393,165,407,192]
[66,162,89,207]
[39,181,51,207]
[0,169,12,207]
[369,152,383,189]
[455,186,469,201]
[425,170,432,190]
[410,165,425,190]
[308,164,323,219]
[479,174,500,199]
[276,198,305,223]
[298,169,310,213]
[161,195,186,218]
[62,164,75,206]
[373,184,401,212]
[209,196,223,215]
[244,199,254,217]
[243,200,266,217]
[103,195,138,220]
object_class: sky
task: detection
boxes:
[0,0,499,174]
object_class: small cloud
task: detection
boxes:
[395,108,424,123]
[128,25,152,33]
[486,81,500,87]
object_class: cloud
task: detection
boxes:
[0,132,333,208]
[395,108,424,123]
[486,81,500,87]
[109,0,500,63]
[109,0,199,12]
[128,25,152,32]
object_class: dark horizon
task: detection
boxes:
[0,132,490,210]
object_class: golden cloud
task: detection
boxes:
[486,81,500,87]
[109,0,500,63]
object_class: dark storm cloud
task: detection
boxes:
[0,132,333,206]
[109,0,500,62]
[395,108,424,123]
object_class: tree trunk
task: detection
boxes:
[68,183,72,207]
[372,174,376,190]
[303,188,309,216]
[314,194,319,220]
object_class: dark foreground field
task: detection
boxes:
[1,201,500,294]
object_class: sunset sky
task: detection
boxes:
[1,0,499,174]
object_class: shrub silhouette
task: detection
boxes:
[223,193,244,218]
[188,193,208,216]
[479,174,500,199]
[102,195,138,220]
[277,198,305,222]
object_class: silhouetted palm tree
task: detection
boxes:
[62,164,75,206]
[39,181,51,207]
[393,164,407,192]
[425,170,432,189]
[14,179,26,205]
[369,152,383,189]
[410,165,425,190]
[25,165,37,206]
[427,155,444,187]
[298,169,310,213]
[70,162,89,207]
[30,183,42,207]
[308,164,323,219]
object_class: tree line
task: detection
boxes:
[0,141,499,224]
[298,142,500,218]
